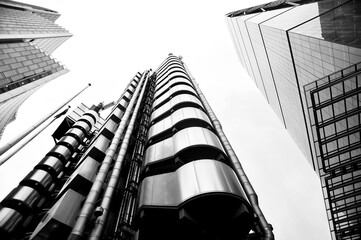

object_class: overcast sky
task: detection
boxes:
[0,1,331,239]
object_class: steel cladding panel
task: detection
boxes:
[139,160,247,207]
[148,107,211,139]
[151,94,202,121]
[144,127,224,165]
[153,85,197,108]
[155,78,192,99]
[156,72,189,89]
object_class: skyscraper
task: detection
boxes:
[0,55,274,240]
[226,0,361,239]
[0,0,71,140]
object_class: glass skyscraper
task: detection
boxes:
[0,0,71,140]
[226,0,361,239]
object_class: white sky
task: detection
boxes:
[0,1,331,239]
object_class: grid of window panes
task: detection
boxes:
[0,42,64,93]
[31,36,71,54]
[305,62,361,240]
[0,6,68,35]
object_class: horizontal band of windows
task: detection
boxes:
[331,199,361,215]
[149,106,211,130]
[155,77,193,99]
[147,118,214,148]
[142,144,227,179]
[157,57,182,75]
[144,126,224,164]
[155,73,192,89]
[326,167,361,191]
[156,64,186,81]
[138,160,248,211]
[157,71,189,89]
[157,56,179,72]
[151,94,204,124]
[328,188,361,205]
[151,101,205,126]
[156,66,188,84]
[0,70,55,93]
[157,61,184,77]
[322,150,361,173]
[155,72,191,92]
[153,86,198,110]
[137,160,253,240]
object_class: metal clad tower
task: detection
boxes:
[0,0,72,140]
[226,0,361,239]
[0,55,273,240]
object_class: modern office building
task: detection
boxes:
[0,55,274,240]
[0,0,71,140]
[226,0,361,239]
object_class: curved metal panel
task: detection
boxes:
[139,160,247,207]
[36,156,64,178]
[4,186,42,211]
[65,128,85,142]
[155,77,192,99]
[156,71,189,90]
[157,56,181,70]
[148,107,211,140]
[48,145,72,163]
[59,135,79,152]
[144,127,224,165]
[157,66,187,82]
[157,60,184,77]
[83,110,99,125]
[21,169,53,194]
[151,94,203,122]
[153,85,197,109]
[72,121,91,134]
[0,207,23,234]
[78,115,95,128]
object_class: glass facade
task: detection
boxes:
[226,0,361,239]
[0,1,71,141]
[305,63,361,239]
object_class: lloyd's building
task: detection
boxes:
[226,0,361,239]
[0,54,274,239]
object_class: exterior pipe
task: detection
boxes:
[181,61,274,240]
[0,84,91,157]
[89,72,150,240]
[0,107,70,166]
[113,73,155,239]
[68,73,147,240]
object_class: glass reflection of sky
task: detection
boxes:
[291,1,361,49]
